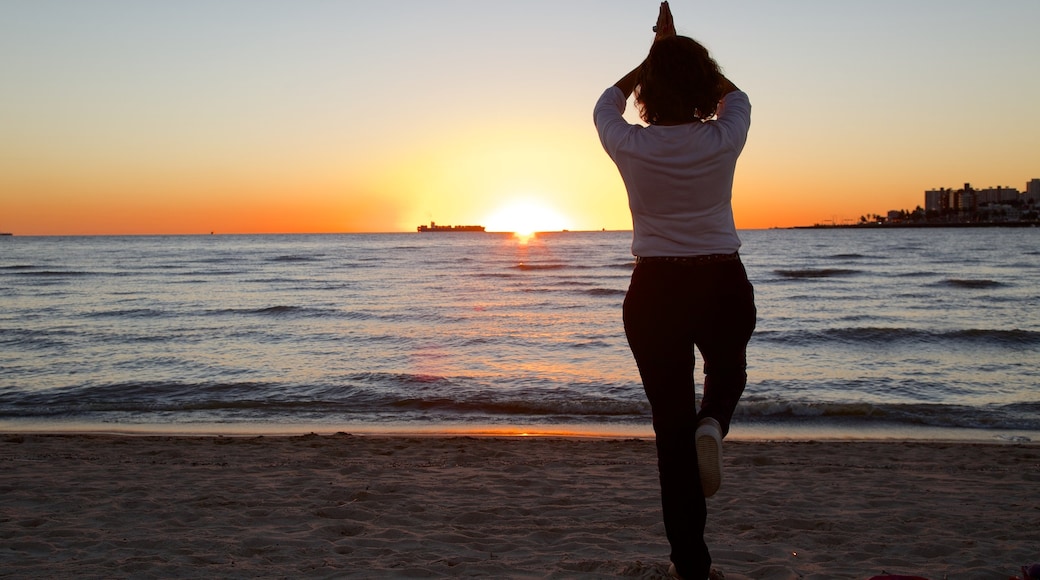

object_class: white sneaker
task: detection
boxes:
[695,417,723,498]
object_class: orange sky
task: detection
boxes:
[2,1,1038,235]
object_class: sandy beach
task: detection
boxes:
[1,433,1037,579]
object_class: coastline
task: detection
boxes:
[4,415,1035,442]
[791,221,1039,229]
[2,432,1037,579]
[2,419,1038,444]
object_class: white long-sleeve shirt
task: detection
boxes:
[594,86,751,257]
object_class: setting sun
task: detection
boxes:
[483,200,571,236]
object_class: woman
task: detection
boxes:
[593,3,756,579]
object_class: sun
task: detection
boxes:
[484,200,570,237]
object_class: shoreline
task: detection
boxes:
[2,433,1037,579]
[1,419,1037,444]
[791,221,1039,229]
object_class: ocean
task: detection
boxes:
[1,228,1038,441]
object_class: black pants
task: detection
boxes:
[623,258,756,579]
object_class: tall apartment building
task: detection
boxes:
[925,188,952,212]
[975,186,1020,205]
[1026,178,1040,202]
[925,181,1036,212]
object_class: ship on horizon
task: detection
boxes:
[417,222,485,233]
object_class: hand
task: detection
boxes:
[653,1,675,41]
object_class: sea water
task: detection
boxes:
[1,228,1037,441]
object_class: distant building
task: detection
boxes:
[1026,178,1040,202]
[925,188,949,212]
[917,178,1039,225]
[975,186,1020,205]
[959,183,975,213]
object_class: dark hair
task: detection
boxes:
[635,36,724,125]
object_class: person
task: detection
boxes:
[593,3,756,579]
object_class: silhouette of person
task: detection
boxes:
[594,3,756,579]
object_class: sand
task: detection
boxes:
[1,433,1037,579]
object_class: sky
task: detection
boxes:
[2,0,1038,235]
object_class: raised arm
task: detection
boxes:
[612,2,677,98]
[720,75,739,96]
[612,66,641,98]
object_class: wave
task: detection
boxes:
[738,399,886,419]
[5,269,96,277]
[569,340,612,349]
[198,304,428,322]
[347,372,457,387]
[0,381,278,417]
[513,263,567,271]
[774,268,860,279]
[165,269,247,277]
[204,305,342,318]
[254,305,317,316]
[0,378,649,422]
[4,374,1035,434]
[933,278,1006,289]
[388,396,645,418]
[0,328,76,350]
[736,397,1040,430]
[266,255,324,263]
[948,328,1040,345]
[582,288,626,297]
[2,378,1037,431]
[755,327,1040,347]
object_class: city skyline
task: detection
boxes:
[816,177,1040,227]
